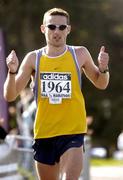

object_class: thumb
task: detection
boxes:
[11,50,17,58]
[100,46,105,53]
[11,50,16,55]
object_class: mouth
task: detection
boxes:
[53,36,61,41]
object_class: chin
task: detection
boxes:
[51,42,64,48]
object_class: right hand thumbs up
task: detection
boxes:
[6,50,19,73]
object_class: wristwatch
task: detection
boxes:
[8,70,17,75]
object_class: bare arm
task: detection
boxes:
[4,50,36,101]
[76,46,109,89]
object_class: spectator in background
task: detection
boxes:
[0,118,7,141]
[117,130,123,151]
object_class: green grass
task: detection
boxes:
[91,158,123,166]
[18,167,35,180]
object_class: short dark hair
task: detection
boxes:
[43,8,70,25]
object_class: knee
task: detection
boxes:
[61,172,80,180]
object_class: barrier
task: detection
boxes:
[80,135,91,180]
[0,135,35,179]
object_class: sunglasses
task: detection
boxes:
[46,24,68,31]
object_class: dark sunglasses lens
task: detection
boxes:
[48,25,56,30]
[59,25,67,30]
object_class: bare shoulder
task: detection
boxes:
[74,46,91,68]
[22,50,36,70]
[75,46,90,56]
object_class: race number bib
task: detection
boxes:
[40,72,71,104]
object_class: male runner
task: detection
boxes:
[4,8,109,180]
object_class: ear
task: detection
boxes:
[67,25,71,34]
[40,25,45,34]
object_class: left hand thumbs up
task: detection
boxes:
[100,46,105,53]
[98,46,109,71]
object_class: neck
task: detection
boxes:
[45,45,67,57]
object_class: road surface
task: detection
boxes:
[90,166,123,180]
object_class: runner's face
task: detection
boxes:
[41,15,71,47]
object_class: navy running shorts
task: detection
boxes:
[32,134,85,165]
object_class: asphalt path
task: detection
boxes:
[90,166,123,180]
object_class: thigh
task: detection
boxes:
[35,161,60,180]
[32,138,58,165]
[60,146,83,180]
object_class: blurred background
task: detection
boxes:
[0,0,123,179]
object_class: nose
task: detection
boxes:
[54,27,60,33]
